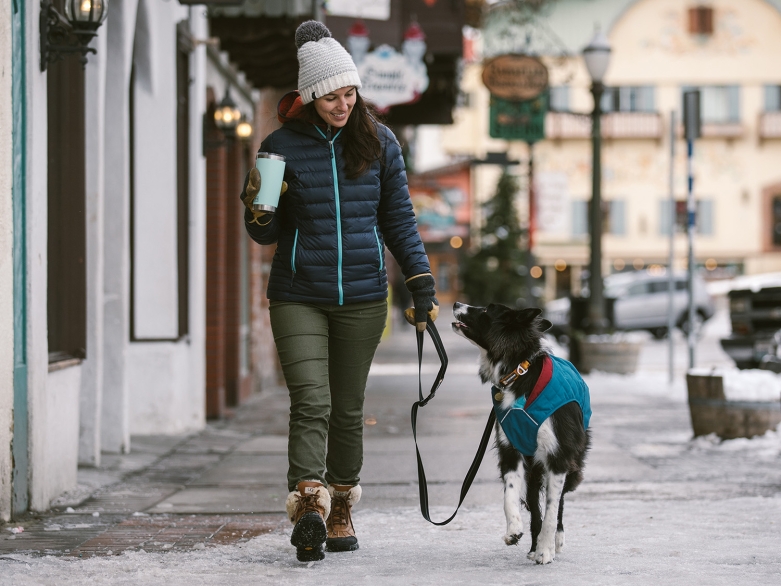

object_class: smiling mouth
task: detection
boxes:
[452,321,468,329]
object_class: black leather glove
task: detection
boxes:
[240,167,287,226]
[404,273,439,332]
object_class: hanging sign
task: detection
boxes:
[482,54,548,101]
[489,91,548,142]
[352,22,429,112]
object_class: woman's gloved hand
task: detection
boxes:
[404,273,439,332]
[241,167,287,226]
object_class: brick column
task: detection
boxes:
[204,104,227,419]
[224,139,248,407]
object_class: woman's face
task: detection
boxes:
[314,86,357,128]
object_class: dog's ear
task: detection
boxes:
[517,308,543,322]
[538,318,552,332]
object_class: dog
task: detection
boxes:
[452,302,591,564]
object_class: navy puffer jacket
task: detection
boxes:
[245,97,430,305]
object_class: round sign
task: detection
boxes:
[482,54,549,101]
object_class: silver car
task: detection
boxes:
[544,270,715,339]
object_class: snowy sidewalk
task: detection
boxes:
[2,316,781,584]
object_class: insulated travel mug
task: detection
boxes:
[253,152,286,213]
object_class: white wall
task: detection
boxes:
[80,29,108,467]
[101,0,140,455]
[0,0,14,522]
[125,1,205,435]
[40,367,81,505]
[25,0,57,512]
[187,6,208,431]
[128,342,200,434]
[131,0,179,339]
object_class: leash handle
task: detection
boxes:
[415,318,447,406]
[410,318,495,526]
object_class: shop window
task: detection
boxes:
[606,200,626,236]
[549,86,569,112]
[571,200,625,237]
[660,199,715,236]
[764,85,781,112]
[176,27,190,337]
[771,195,781,247]
[47,35,86,363]
[601,86,655,113]
[682,85,740,123]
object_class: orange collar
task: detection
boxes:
[497,361,530,389]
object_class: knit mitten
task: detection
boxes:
[404,273,439,332]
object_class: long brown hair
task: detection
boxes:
[305,91,383,179]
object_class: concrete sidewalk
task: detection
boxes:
[2,317,781,584]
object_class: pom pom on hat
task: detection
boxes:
[295,20,362,105]
[295,20,331,49]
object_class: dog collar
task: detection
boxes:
[497,360,531,389]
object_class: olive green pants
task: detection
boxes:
[269,299,388,492]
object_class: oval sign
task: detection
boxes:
[482,55,549,101]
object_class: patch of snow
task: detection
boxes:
[2,502,781,585]
[584,370,687,402]
[691,424,781,458]
[583,331,649,343]
[688,368,781,402]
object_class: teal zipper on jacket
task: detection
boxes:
[315,125,345,305]
[373,226,383,284]
[290,228,299,285]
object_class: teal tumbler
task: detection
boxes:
[253,152,286,213]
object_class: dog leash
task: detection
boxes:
[410,317,496,526]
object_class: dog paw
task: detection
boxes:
[533,545,555,565]
[526,549,536,560]
[503,533,522,546]
[555,530,565,553]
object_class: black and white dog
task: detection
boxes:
[452,302,591,564]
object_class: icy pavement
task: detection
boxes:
[2,308,781,583]
[2,498,780,585]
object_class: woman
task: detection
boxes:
[240,21,438,562]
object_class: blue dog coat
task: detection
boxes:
[491,355,591,457]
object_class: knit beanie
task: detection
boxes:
[295,20,362,105]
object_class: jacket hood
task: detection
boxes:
[277,91,308,124]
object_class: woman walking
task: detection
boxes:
[240,21,439,562]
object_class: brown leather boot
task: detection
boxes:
[326,484,361,552]
[286,481,331,562]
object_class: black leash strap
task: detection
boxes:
[410,318,496,526]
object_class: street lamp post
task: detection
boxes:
[583,29,612,334]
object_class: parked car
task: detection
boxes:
[720,285,781,369]
[544,270,715,340]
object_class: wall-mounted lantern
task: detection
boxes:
[235,116,253,140]
[40,0,109,72]
[213,87,242,135]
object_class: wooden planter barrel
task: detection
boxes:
[686,374,781,439]
[573,339,641,375]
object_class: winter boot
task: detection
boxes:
[326,484,361,552]
[287,481,331,562]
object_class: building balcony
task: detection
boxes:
[545,111,663,140]
[699,122,745,139]
[759,111,781,140]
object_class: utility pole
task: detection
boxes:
[527,140,536,306]
[683,90,701,369]
[667,111,676,384]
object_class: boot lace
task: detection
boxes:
[331,495,350,526]
[298,493,321,515]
